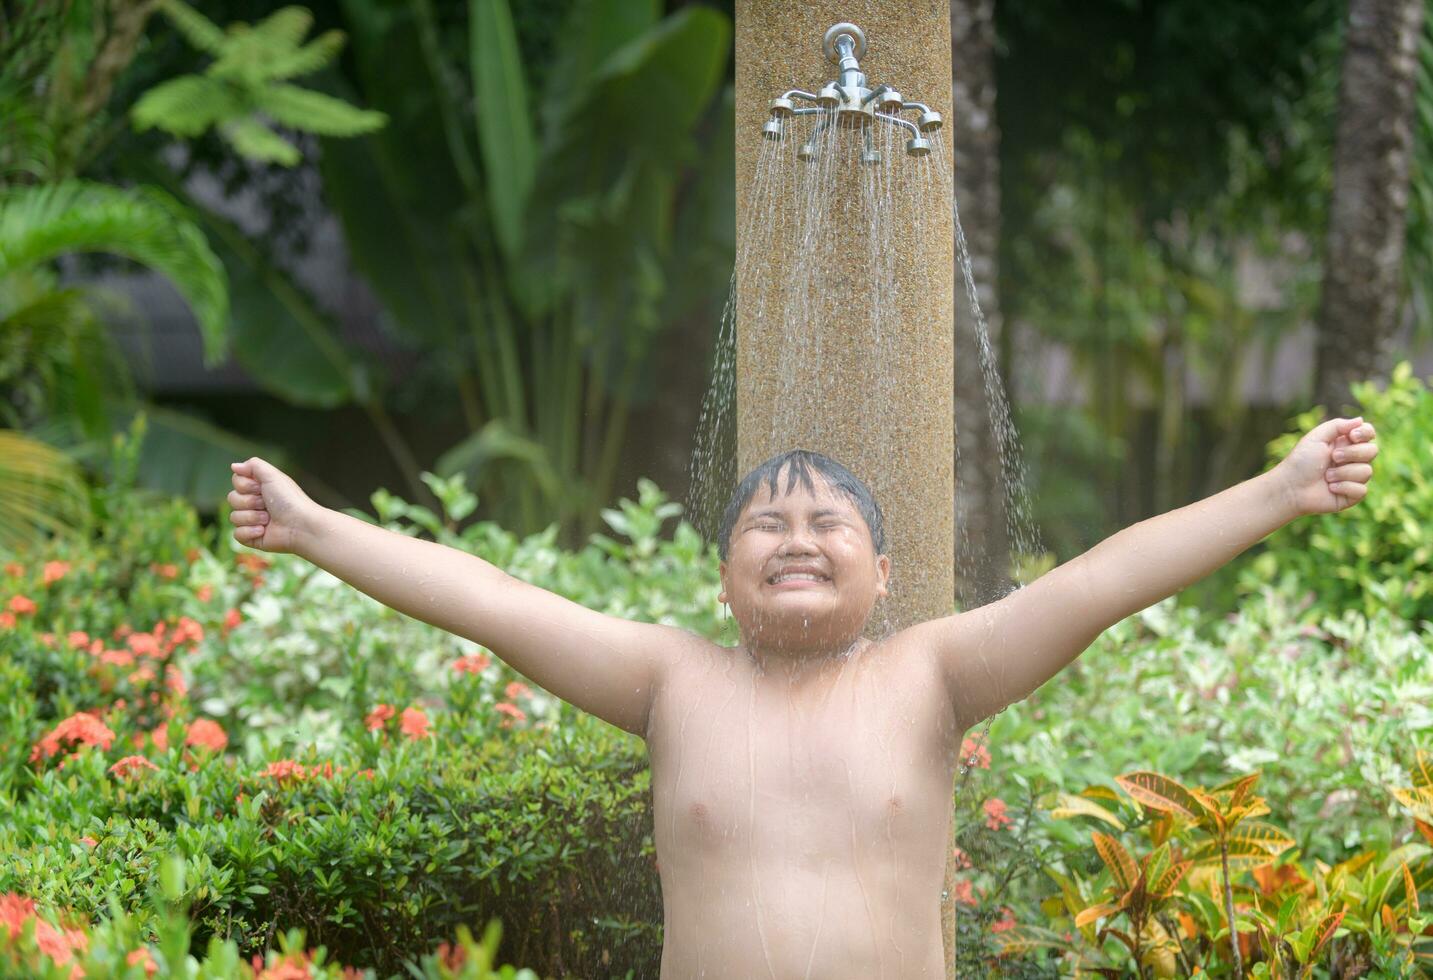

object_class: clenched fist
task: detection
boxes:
[227,457,319,555]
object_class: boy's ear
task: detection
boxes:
[875,554,891,597]
[718,560,729,602]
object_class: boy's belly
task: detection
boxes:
[657,853,947,979]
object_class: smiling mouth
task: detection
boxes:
[767,571,831,585]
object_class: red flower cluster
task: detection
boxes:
[184,718,228,752]
[366,703,432,741]
[254,759,374,786]
[983,797,1012,831]
[494,701,526,728]
[450,652,491,675]
[108,755,158,780]
[29,712,115,765]
[960,734,991,770]
[0,893,88,977]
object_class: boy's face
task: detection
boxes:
[719,469,890,655]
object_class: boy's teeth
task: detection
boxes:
[772,572,826,583]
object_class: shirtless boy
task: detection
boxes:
[226,415,1378,978]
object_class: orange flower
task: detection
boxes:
[951,879,979,907]
[983,797,1012,831]
[494,702,526,723]
[8,595,36,616]
[234,553,270,573]
[991,906,1017,933]
[99,649,135,668]
[173,615,204,646]
[184,718,227,752]
[127,632,162,659]
[165,664,188,697]
[79,837,97,849]
[437,940,467,972]
[222,608,242,632]
[364,704,395,732]
[109,755,159,780]
[250,951,313,980]
[66,631,90,650]
[127,664,157,685]
[30,712,117,763]
[0,893,88,969]
[127,947,158,977]
[951,846,972,871]
[450,653,491,675]
[151,562,179,580]
[504,681,532,700]
[260,760,307,783]
[42,561,71,585]
[959,735,991,770]
[149,725,170,752]
[399,707,431,740]
[196,584,214,603]
[0,611,15,628]
[3,562,23,577]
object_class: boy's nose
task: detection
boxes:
[779,529,819,553]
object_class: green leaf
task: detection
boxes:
[131,75,243,137]
[470,0,536,263]
[256,83,387,136]
[219,117,302,165]
[0,180,228,365]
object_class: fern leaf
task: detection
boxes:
[0,180,229,363]
[261,30,347,81]
[251,7,314,50]
[157,0,227,55]
[131,75,243,137]
[219,117,302,166]
[257,84,386,136]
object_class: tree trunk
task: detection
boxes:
[1313,0,1425,413]
[946,3,1004,975]
[950,0,1009,612]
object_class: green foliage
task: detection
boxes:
[955,589,1433,974]
[131,1,386,166]
[0,180,228,357]
[0,426,728,974]
[321,0,733,535]
[0,854,541,977]
[1239,362,1433,624]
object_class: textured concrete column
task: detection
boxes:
[734,1,955,633]
[735,4,959,973]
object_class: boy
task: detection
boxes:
[227,415,1377,978]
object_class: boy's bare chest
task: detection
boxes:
[646,644,962,866]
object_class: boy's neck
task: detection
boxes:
[741,635,869,684]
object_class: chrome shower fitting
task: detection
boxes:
[763,22,943,164]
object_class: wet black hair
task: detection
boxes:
[717,449,886,560]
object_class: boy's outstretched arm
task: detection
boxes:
[908,417,1379,730]
[227,458,692,739]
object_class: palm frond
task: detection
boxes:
[0,429,91,555]
[0,179,229,366]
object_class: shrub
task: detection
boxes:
[1238,361,1433,626]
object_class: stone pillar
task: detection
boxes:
[734,1,955,633]
[734,4,958,973]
